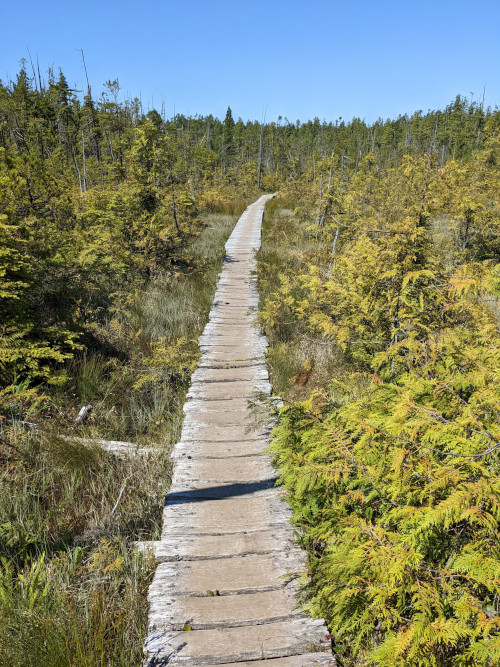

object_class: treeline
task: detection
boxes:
[1,63,491,192]
[258,106,500,665]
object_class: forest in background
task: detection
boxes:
[0,61,499,665]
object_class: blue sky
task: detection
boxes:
[1,0,499,124]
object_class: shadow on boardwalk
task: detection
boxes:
[165,479,278,504]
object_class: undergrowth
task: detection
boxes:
[0,210,240,667]
[259,136,500,667]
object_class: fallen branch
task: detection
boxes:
[60,436,157,457]
[75,405,93,424]
[20,421,40,429]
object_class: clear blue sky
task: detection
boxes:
[1,0,499,124]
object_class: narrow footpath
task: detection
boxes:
[144,195,334,666]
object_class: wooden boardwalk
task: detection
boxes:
[144,195,334,666]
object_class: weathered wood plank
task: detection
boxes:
[144,196,333,666]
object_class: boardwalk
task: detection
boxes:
[144,195,333,666]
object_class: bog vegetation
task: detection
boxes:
[258,100,500,664]
[1,59,499,666]
[0,64,258,666]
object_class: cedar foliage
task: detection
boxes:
[259,111,500,665]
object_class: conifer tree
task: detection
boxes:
[222,105,235,171]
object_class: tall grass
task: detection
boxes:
[0,540,154,667]
[0,429,166,666]
[0,212,239,667]
[143,215,237,341]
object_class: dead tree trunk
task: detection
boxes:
[257,123,264,189]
